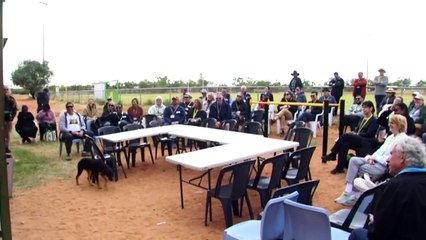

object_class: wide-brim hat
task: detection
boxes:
[184,93,192,98]
[385,88,396,93]
[291,70,300,76]
[172,95,180,100]
[415,95,424,100]
[412,91,420,96]
[378,68,386,73]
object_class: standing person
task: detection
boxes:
[240,85,252,120]
[4,85,18,153]
[258,86,274,111]
[329,72,345,115]
[352,72,367,102]
[36,88,49,113]
[127,98,144,124]
[289,70,303,93]
[59,102,94,160]
[373,68,389,113]
[209,92,232,129]
[15,105,38,143]
[348,136,426,240]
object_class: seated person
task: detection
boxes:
[295,90,322,123]
[36,104,57,141]
[343,95,364,131]
[377,102,416,137]
[59,102,94,160]
[180,93,194,119]
[377,96,402,118]
[231,92,248,129]
[209,92,232,129]
[202,92,215,116]
[187,98,207,126]
[127,98,144,124]
[163,96,186,125]
[148,96,166,120]
[408,94,426,136]
[378,87,396,113]
[274,91,297,134]
[322,101,378,174]
[349,136,426,240]
[221,87,233,106]
[100,101,120,127]
[102,96,113,113]
[15,105,38,143]
[83,98,98,133]
[335,114,408,206]
[116,104,131,130]
[318,87,337,105]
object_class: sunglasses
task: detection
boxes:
[216,97,223,100]
[66,105,74,108]
[109,104,115,107]
[310,95,316,97]
[356,98,362,100]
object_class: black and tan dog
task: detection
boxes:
[76,158,114,189]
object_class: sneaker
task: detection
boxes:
[341,196,357,206]
[354,177,370,192]
[335,191,355,204]
[81,151,91,157]
[66,155,72,161]
[363,173,377,189]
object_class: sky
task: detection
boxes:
[3,0,426,87]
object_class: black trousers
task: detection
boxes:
[61,130,94,155]
[330,133,372,170]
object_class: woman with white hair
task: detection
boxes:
[148,96,166,119]
[335,114,408,206]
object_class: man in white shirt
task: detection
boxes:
[59,102,94,160]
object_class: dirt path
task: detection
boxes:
[9,96,347,239]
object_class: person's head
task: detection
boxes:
[201,89,207,97]
[393,102,409,116]
[3,85,10,96]
[361,100,374,116]
[236,92,244,102]
[378,68,386,76]
[240,85,247,93]
[88,98,96,107]
[43,88,49,93]
[215,92,224,104]
[65,102,74,114]
[388,136,426,175]
[284,91,293,100]
[183,93,192,103]
[193,98,202,109]
[385,88,396,98]
[394,96,403,105]
[264,86,270,93]
[155,96,163,106]
[131,98,139,107]
[171,96,180,106]
[322,88,330,97]
[221,88,228,94]
[21,105,28,112]
[358,72,363,78]
[412,91,420,100]
[107,96,112,102]
[334,72,339,78]
[310,91,318,100]
[207,92,214,101]
[108,101,116,112]
[42,104,51,112]
[414,95,424,108]
[355,95,364,104]
[295,87,302,94]
[116,104,123,112]
[389,114,407,134]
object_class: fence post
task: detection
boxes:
[263,103,269,137]
[339,99,345,137]
[322,100,329,162]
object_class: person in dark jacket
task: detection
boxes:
[295,91,322,122]
[15,105,38,143]
[349,136,426,240]
[4,85,18,153]
[36,88,50,113]
[209,92,232,129]
[289,70,303,93]
[231,92,248,129]
[322,101,379,174]
[329,72,344,115]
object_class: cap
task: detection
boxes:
[172,95,180,100]
[184,93,192,98]
[412,91,420,96]
[415,95,424,100]
[107,96,112,100]
[385,88,396,93]
[201,89,207,93]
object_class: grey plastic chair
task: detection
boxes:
[282,146,316,185]
[283,199,350,240]
[223,191,299,240]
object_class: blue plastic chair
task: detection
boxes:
[283,199,350,240]
[223,191,299,240]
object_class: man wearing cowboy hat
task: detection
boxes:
[373,68,389,113]
[289,70,303,93]
[378,87,396,113]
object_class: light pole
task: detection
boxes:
[39,1,47,65]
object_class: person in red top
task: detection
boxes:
[127,98,144,124]
[352,72,367,102]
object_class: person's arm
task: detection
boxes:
[59,113,68,132]
[163,107,171,124]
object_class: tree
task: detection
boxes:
[392,77,411,87]
[416,80,426,87]
[11,60,53,98]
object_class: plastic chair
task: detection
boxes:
[223,119,237,131]
[123,124,154,167]
[251,110,264,123]
[200,117,217,128]
[330,184,382,232]
[308,107,335,138]
[283,199,350,240]
[98,126,128,178]
[273,179,320,206]
[58,132,82,157]
[144,114,159,128]
[223,191,299,240]
[282,146,316,185]
[243,121,263,135]
[149,120,172,158]
[247,153,289,208]
[205,160,255,228]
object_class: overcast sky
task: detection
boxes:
[3,0,426,87]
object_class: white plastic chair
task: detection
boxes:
[308,107,334,138]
